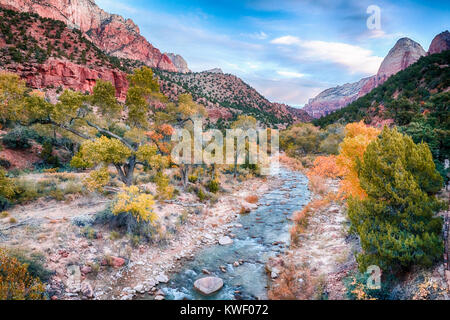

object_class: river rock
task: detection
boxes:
[218,236,233,245]
[81,281,94,298]
[155,295,165,300]
[194,277,224,296]
[134,284,145,294]
[156,273,169,283]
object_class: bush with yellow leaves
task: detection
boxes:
[83,167,110,192]
[112,185,156,224]
[0,248,46,300]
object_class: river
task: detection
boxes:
[159,167,310,300]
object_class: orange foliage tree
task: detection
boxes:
[336,121,380,199]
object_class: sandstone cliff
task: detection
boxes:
[0,0,179,72]
[428,30,450,55]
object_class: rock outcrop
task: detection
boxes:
[428,30,450,55]
[0,0,180,71]
[21,58,129,101]
[304,37,427,118]
[203,68,223,74]
[165,53,191,73]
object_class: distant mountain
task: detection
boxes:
[304,37,427,118]
[154,69,312,126]
[165,53,191,73]
[313,50,449,128]
[303,77,372,118]
[0,0,181,72]
[429,30,450,55]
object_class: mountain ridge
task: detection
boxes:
[304,36,428,118]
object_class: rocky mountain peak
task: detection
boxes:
[377,37,426,81]
[165,53,191,73]
[428,30,450,55]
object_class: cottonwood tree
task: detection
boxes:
[230,115,257,178]
[5,67,169,186]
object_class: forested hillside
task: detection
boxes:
[314,50,450,181]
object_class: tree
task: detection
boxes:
[14,67,169,186]
[280,123,321,157]
[0,72,27,123]
[230,115,257,178]
[348,127,446,273]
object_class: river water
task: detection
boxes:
[160,167,310,300]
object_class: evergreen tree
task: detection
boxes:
[348,127,446,273]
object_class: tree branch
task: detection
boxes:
[86,120,136,151]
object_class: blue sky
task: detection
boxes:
[97,0,449,107]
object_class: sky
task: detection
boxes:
[96,0,449,107]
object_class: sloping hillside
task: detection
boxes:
[155,69,312,127]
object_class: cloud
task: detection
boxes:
[277,70,306,78]
[271,35,301,45]
[365,29,404,40]
[271,35,383,74]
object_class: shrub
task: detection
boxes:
[197,188,207,202]
[206,179,219,194]
[8,249,53,282]
[348,127,446,273]
[188,175,198,183]
[40,141,60,168]
[0,248,46,300]
[1,126,37,149]
[0,169,16,200]
[83,167,110,192]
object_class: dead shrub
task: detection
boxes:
[245,195,258,204]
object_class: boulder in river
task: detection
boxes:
[193,277,224,295]
[218,236,233,245]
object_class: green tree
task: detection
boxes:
[348,127,446,273]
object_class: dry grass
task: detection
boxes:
[308,175,328,196]
[279,154,304,171]
[290,198,330,245]
[268,260,317,300]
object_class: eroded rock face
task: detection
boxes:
[165,53,191,73]
[6,58,129,101]
[428,30,450,55]
[0,0,178,71]
[304,37,426,118]
[193,277,224,295]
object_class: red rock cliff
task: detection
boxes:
[0,0,178,72]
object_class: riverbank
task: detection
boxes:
[0,170,282,300]
[268,156,450,300]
